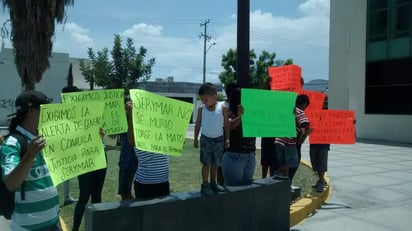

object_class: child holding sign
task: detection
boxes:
[194,83,230,195]
[273,94,311,184]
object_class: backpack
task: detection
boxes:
[0,131,27,220]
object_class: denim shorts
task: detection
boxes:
[222,151,256,186]
[275,143,299,168]
[200,134,224,166]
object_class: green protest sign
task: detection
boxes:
[241,88,296,137]
[38,102,106,186]
[129,89,193,156]
[61,89,127,135]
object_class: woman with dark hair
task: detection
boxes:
[221,88,256,186]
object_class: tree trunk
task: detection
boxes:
[1,0,74,91]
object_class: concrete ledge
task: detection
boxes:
[59,160,330,231]
[85,178,290,231]
[289,160,331,227]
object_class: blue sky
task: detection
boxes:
[1,0,330,83]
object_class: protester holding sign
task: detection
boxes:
[118,131,138,200]
[72,128,107,231]
[289,94,312,183]
[309,99,332,193]
[126,101,170,199]
[1,91,62,230]
[222,88,256,186]
[273,94,310,185]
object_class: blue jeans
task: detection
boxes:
[222,152,256,186]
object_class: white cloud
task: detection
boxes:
[122,23,163,37]
[210,2,330,81]
[64,22,90,34]
[120,26,205,82]
[117,1,330,83]
[47,0,330,83]
[299,0,330,17]
[51,22,94,57]
[63,22,94,48]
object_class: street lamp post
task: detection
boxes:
[203,42,216,84]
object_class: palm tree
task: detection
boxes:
[1,0,74,90]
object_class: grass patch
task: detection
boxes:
[59,136,315,231]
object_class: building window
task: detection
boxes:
[366,0,412,114]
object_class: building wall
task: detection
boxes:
[329,0,411,143]
[0,48,69,125]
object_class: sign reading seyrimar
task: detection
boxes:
[129,89,193,156]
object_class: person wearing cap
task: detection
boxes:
[1,91,62,230]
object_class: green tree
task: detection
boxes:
[79,47,111,90]
[218,49,293,89]
[79,48,95,90]
[67,63,74,87]
[218,48,256,87]
[251,50,276,89]
[1,0,74,91]
[79,34,155,90]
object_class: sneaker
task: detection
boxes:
[200,183,214,196]
[272,173,289,180]
[312,180,327,188]
[63,197,78,206]
[315,184,324,193]
[211,183,225,193]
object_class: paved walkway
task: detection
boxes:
[187,124,412,230]
[294,139,412,231]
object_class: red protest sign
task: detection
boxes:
[302,90,327,112]
[309,110,356,144]
[268,65,302,93]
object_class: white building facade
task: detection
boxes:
[0,48,70,125]
[329,0,412,143]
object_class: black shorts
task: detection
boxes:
[134,181,170,199]
[260,138,277,169]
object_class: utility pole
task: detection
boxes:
[200,19,211,84]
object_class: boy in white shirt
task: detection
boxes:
[194,83,230,195]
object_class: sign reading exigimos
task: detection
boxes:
[38,102,106,186]
[129,89,193,156]
[61,89,127,135]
